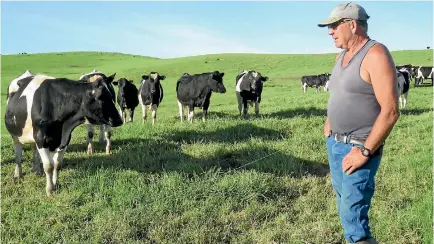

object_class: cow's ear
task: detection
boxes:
[262,76,268,82]
[107,73,116,83]
[220,72,225,77]
[113,81,118,86]
[160,75,166,80]
[129,79,134,83]
[142,75,149,80]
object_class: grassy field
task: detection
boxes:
[1,50,432,243]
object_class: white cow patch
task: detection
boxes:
[18,75,56,144]
[8,70,34,100]
[150,73,159,80]
[236,70,248,92]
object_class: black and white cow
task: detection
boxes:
[138,72,166,125]
[7,70,34,102]
[113,78,139,123]
[5,73,123,196]
[235,70,268,118]
[301,73,330,93]
[412,66,433,87]
[397,70,410,109]
[79,69,117,154]
[176,71,226,122]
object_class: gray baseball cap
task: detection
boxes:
[318,2,370,27]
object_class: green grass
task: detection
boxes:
[1,50,433,243]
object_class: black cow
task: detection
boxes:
[138,72,166,125]
[301,73,330,93]
[176,71,226,122]
[397,70,410,109]
[412,66,433,87]
[235,70,268,118]
[5,73,122,196]
[79,69,117,154]
[113,78,139,123]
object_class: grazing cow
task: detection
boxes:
[412,66,434,86]
[301,73,331,93]
[176,71,226,122]
[113,78,139,123]
[397,70,410,109]
[5,73,123,196]
[79,69,117,154]
[235,70,269,118]
[138,72,166,125]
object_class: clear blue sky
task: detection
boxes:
[1,1,433,58]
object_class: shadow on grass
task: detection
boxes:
[62,137,329,179]
[167,123,289,144]
[399,108,432,115]
[267,107,327,119]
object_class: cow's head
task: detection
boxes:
[79,70,116,102]
[142,72,165,94]
[113,78,133,88]
[84,78,123,127]
[410,67,419,78]
[247,71,268,94]
[209,71,226,93]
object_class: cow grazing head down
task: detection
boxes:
[79,69,117,102]
[83,78,123,127]
[209,71,226,93]
[142,72,166,94]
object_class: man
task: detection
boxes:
[318,2,400,244]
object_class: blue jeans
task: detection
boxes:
[326,136,382,243]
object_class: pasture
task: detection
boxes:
[1,50,432,243]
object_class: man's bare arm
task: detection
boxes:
[363,44,400,153]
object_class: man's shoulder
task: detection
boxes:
[366,41,392,60]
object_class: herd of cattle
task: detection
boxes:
[4,62,432,196]
[4,68,269,196]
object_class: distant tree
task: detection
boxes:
[427,46,431,49]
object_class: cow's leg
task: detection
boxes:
[104,126,112,154]
[177,100,184,122]
[31,144,42,175]
[119,107,126,123]
[129,108,135,122]
[243,99,248,119]
[142,103,147,122]
[52,147,66,187]
[255,101,260,116]
[202,98,211,122]
[398,95,403,109]
[86,124,95,154]
[151,104,158,125]
[99,125,105,145]
[236,92,243,116]
[402,92,408,108]
[303,83,307,93]
[13,138,23,179]
[37,147,54,196]
[187,106,194,122]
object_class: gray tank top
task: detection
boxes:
[327,39,380,136]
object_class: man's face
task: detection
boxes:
[327,19,354,49]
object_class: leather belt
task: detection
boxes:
[331,132,367,146]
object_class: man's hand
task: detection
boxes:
[342,147,369,175]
